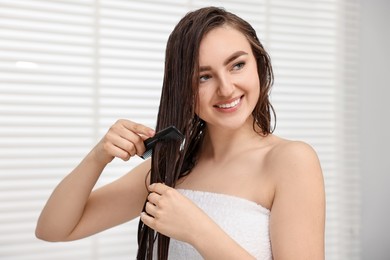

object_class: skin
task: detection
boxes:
[36,25,325,259]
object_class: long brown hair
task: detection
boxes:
[136,6,275,259]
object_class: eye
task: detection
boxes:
[232,62,245,71]
[199,74,211,83]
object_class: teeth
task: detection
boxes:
[217,98,240,108]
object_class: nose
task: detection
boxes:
[217,73,234,97]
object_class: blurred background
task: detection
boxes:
[0,0,388,259]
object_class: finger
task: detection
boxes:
[119,119,155,138]
[116,130,144,156]
[148,183,171,195]
[145,201,157,217]
[104,142,131,161]
[140,212,155,230]
[107,133,138,157]
[108,126,144,156]
[115,124,154,156]
[147,192,161,205]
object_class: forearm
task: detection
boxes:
[35,149,106,241]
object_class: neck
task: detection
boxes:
[200,118,264,162]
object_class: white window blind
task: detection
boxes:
[0,0,97,259]
[264,2,360,259]
[0,1,360,259]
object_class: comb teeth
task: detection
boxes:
[140,126,185,160]
[140,149,153,160]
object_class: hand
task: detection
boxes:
[141,183,209,244]
[93,119,155,165]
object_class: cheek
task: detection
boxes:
[242,69,260,96]
[248,74,261,106]
[243,60,261,95]
[251,70,261,99]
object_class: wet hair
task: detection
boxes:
[137,6,275,259]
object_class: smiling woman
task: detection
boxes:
[35,6,325,260]
[0,1,360,260]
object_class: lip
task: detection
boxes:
[213,95,243,111]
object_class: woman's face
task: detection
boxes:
[195,25,260,131]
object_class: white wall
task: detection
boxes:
[359,0,390,259]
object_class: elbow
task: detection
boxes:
[35,226,57,242]
[35,223,66,242]
[35,228,47,241]
[35,213,71,242]
[35,221,47,241]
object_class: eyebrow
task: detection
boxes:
[199,50,248,72]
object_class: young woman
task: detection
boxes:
[36,7,325,260]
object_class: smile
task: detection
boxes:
[215,96,242,109]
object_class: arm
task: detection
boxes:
[35,119,154,241]
[269,141,325,259]
[141,183,256,260]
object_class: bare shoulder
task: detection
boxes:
[263,136,325,208]
[266,136,325,259]
[266,137,319,163]
[265,137,323,182]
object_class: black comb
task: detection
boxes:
[140,126,185,159]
